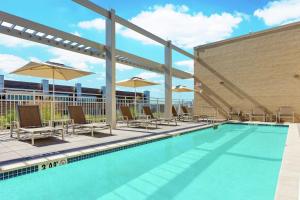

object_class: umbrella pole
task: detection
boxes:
[52,69,55,122]
[134,87,137,118]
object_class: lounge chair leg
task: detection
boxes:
[17,129,20,140]
[293,115,294,123]
[10,124,13,138]
[66,123,68,135]
[62,129,64,141]
[91,127,94,137]
[31,134,34,145]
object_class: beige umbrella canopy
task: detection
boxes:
[10,61,94,120]
[11,61,94,81]
[173,85,194,111]
[172,85,194,92]
[116,77,160,88]
[116,77,159,115]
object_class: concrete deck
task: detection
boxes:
[0,121,208,166]
[275,123,300,200]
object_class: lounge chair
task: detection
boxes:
[12,105,64,145]
[172,106,191,121]
[68,105,111,136]
[228,107,242,120]
[250,106,266,122]
[182,105,215,123]
[278,106,294,123]
[143,106,177,125]
[120,105,157,129]
[180,106,194,120]
[172,106,181,120]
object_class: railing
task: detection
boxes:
[0,88,216,130]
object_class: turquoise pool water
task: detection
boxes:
[0,124,288,200]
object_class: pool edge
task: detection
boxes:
[0,121,290,182]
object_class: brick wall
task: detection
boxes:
[194,24,300,122]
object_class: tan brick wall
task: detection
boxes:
[194,26,300,122]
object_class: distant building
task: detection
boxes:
[0,77,146,101]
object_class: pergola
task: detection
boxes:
[0,0,195,128]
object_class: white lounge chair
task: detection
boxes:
[250,106,266,122]
[278,106,294,123]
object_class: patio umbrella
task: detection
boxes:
[172,85,194,111]
[116,77,159,115]
[10,61,94,120]
[172,85,194,92]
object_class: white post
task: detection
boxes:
[164,40,172,118]
[105,9,117,128]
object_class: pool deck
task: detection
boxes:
[0,121,212,166]
[0,120,299,200]
[275,123,300,200]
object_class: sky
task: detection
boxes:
[0,0,300,100]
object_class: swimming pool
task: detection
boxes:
[0,123,288,200]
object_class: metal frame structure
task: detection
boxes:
[0,0,195,128]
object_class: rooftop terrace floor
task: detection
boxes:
[0,121,209,166]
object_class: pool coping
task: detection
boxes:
[0,120,292,189]
[274,123,299,200]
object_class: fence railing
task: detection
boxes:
[0,88,216,130]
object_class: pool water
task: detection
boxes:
[0,124,288,200]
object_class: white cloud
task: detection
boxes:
[118,4,243,48]
[28,57,41,63]
[78,18,106,31]
[0,54,28,73]
[77,4,243,48]
[72,31,81,37]
[136,71,162,79]
[0,54,45,74]
[175,60,193,73]
[254,0,300,26]
[47,48,103,70]
[116,63,133,71]
[0,34,41,48]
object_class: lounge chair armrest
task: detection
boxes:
[86,119,93,123]
[121,116,129,121]
[11,120,19,127]
[10,121,19,130]
[65,119,74,124]
[146,115,152,120]
[138,115,148,120]
[46,121,52,127]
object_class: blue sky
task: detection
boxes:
[0,0,300,99]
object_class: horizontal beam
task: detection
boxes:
[0,26,105,58]
[0,10,193,79]
[116,49,193,79]
[171,44,194,59]
[0,11,104,52]
[73,0,195,60]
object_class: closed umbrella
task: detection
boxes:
[116,77,159,115]
[10,61,94,120]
